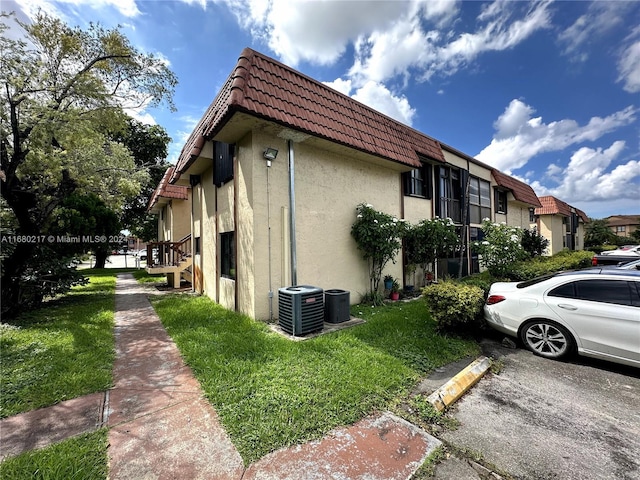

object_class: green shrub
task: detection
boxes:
[459,272,495,299]
[505,250,595,281]
[422,281,485,331]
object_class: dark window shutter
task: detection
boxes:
[402,171,411,195]
[214,142,235,187]
[434,166,442,216]
[423,164,432,199]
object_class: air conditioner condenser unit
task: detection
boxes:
[278,285,324,336]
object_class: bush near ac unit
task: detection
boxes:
[422,281,485,332]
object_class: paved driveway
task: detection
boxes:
[435,335,640,480]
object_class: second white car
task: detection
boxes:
[484,269,640,368]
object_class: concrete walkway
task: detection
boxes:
[1,273,442,478]
[106,274,244,479]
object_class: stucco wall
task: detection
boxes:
[539,215,565,255]
[192,181,204,293]
[170,195,191,241]
[404,195,433,223]
[202,168,220,306]
[242,130,404,320]
[236,133,255,317]
[506,200,536,230]
[189,128,552,320]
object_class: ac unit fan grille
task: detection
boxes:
[278,286,324,336]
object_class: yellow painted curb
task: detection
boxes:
[427,356,492,412]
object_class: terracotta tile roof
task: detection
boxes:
[535,195,571,217]
[575,208,589,224]
[491,169,541,207]
[173,48,445,181]
[148,167,189,210]
[535,196,588,223]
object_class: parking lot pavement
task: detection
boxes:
[436,336,640,480]
[78,255,146,270]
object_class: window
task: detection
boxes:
[194,236,200,255]
[529,208,536,223]
[436,166,462,223]
[616,226,626,233]
[403,163,432,198]
[214,142,235,187]
[220,231,235,279]
[469,177,491,224]
[548,279,634,306]
[495,190,508,214]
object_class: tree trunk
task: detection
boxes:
[1,243,37,319]
[93,248,109,269]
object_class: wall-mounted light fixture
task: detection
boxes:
[263,147,278,167]
[263,147,278,161]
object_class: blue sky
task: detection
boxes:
[7,0,640,218]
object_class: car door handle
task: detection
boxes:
[557,304,578,311]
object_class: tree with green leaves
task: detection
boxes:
[404,217,458,284]
[521,227,549,258]
[584,218,617,248]
[0,12,176,317]
[351,203,406,304]
[115,118,171,243]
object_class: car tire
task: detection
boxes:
[519,320,575,360]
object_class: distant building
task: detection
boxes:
[605,215,640,238]
[535,196,589,255]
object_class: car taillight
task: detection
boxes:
[486,295,506,305]
[591,257,597,266]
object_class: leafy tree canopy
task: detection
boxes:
[112,118,171,242]
[0,11,176,317]
[584,218,617,248]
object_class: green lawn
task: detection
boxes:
[0,271,479,475]
[152,295,479,464]
[0,429,108,480]
[0,270,119,419]
[132,269,166,284]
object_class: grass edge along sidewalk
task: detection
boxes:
[0,269,123,419]
[152,294,479,464]
[1,274,478,476]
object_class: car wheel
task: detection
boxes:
[519,320,574,360]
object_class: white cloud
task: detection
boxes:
[194,1,555,138]
[322,78,352,96]
[322,77,416,126]
[167,114,201,164]
[558,1,630,60]
[219,0,406,66]
[531,141,640,203]
[349,11,436,85]
[618,39,640,93]
[125,109,156,125]
[421,0,553,80]
[351,81,416,126]
[476,99,637,172]
[14,0,141,19]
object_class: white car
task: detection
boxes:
[606,258,640,270]
[600,245,640,256]
[484,270,640,368]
